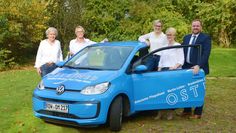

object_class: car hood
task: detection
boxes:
[42,67,118,90]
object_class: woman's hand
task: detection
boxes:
[169,67,176,70]
[145,40,151,46]
[69,52,74,56]
[37,68,41,75]
[169,64,181,70]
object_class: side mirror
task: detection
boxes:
[134,65,148,73]
[56,61,65,67]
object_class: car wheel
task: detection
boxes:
[109,96,123,131]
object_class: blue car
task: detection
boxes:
[33,41,205,131]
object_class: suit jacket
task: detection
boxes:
[182,33,211,75]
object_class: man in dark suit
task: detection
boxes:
[181,19,211,119]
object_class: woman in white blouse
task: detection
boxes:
[69,26,97,56]
[158,27,184,71]
[138,19,168,71]
[35,27,63,77]
[155,27,184,120]
[138,19,168,52]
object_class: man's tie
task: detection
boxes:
[186,35,197,63]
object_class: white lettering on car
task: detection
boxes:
[180,89,188,101]
[167,85,185,93]
[190,84,199,97]
[48,73,99,84]
[135,92,165,104]
[188,79,204,86]
[166,93,178,105]
[135,80,204,105]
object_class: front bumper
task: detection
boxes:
[32,88,111,125]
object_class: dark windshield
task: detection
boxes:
[64,45,133,70]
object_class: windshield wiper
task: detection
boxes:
[63,65,77,69]
[76,67,104,70]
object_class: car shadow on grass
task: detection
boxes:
[42,110,159,132]
[43,110,191,132]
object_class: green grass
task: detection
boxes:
[0,48,236,132]
[0,69,235,132]
[209,48,236,77]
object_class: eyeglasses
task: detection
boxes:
[76,31,84,33]
[154,25,162,27]
[166,34,175,36]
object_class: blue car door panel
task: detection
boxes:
[132,69,205,111]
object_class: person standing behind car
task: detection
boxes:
[69,26,97,57]
[138,19,168,71]
[181,19,211,119]
[155,27,184,120]
[35,27,63,77]
[158,27,184,71]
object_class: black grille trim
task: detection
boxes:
[41,117,79,126]
[38,110,79,119]
[45,87,81,92]
[41,117,99,127]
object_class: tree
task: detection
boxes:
[81,0,130,41]
[196,0,236,47]
[47,0,86,53]
[0,0,50,65]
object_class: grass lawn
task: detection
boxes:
[0,48,235,132]
[209,48,236,77]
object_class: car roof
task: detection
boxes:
[94,41,147,48]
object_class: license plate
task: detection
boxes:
[45,102,69,113]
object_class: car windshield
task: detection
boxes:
[64,45,134,70]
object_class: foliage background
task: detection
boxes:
[0,0,235,70]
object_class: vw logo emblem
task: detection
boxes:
[56,85,65,95]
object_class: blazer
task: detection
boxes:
[182,33,211,75]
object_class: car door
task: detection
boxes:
[132,45,205,111]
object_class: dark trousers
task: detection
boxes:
[145,55,160,71]
[160,67,170,71]
[183,105,203,115]
[40,63,57,77]
[183,62,203,115]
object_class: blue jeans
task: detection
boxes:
[40,63,57,77]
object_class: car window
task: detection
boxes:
[126,47,149,73]
[131,45,199,73]
[65,46,133,70]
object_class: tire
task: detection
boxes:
[109,96,123,131]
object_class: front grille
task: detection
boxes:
[45,87,81,92]
[45,87,55,90]
[38,110,79,119]
[33,95,78,104]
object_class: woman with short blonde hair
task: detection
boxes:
[138,19,168,71]
[35,27,63,77]
[158,27,184,71]
[155,27,184,120]
[69,25,96,56]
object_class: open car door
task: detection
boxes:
[131,45,206,111]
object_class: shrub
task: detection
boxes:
[0,49,16,71]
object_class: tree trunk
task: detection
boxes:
[219,29,230,48]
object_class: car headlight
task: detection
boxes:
[37,80,45,90]
[81,82,110,95]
